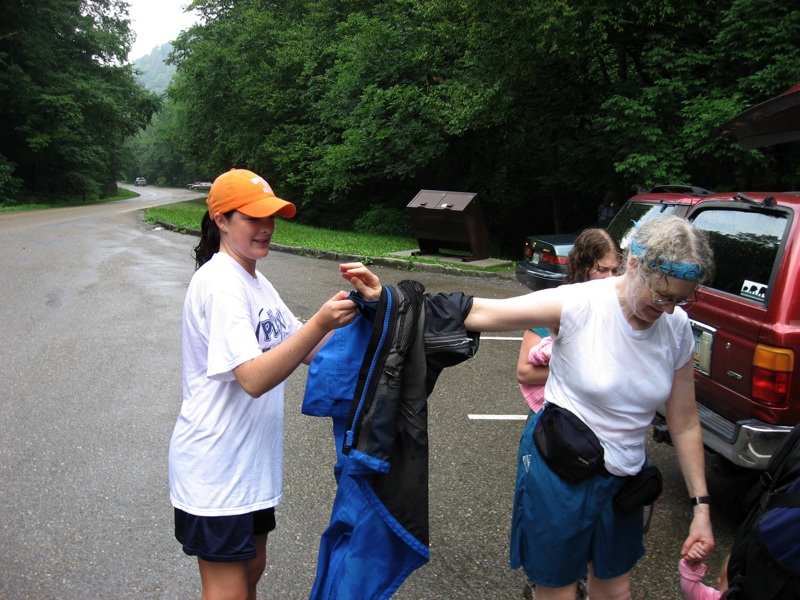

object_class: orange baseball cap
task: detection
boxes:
[207,168,296,218]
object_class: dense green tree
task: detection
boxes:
[160,0,800,255]
[591,0,800,192]
[0,0,160,200]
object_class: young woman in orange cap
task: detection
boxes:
[168,168,364,599]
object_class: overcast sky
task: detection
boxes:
[128,0,198,61]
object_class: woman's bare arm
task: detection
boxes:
[464,288,563,333]
[665,361,715,563]
[516,330,550,385]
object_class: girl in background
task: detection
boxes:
[517,228,622,415]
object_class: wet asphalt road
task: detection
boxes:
[0,186,751,599]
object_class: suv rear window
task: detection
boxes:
[691,208,787,303]
[607,202,686,250]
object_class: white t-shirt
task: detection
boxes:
[545,277,694,476]
[169,252,302,516]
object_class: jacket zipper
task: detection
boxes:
[345,287,394,449]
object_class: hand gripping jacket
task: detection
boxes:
[303,280,478,600]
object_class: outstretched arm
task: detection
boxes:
[338,261,563,334]
[464,288,563,333]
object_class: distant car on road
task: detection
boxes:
[134,177,147,187]
[187,181,212,191]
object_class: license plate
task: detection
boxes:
[690,320,716,376]
[531,252,540,265]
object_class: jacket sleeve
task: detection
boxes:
[422,290,480,395]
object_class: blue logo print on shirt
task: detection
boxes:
[256,308,288,349]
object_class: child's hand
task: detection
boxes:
[340,262,381,301]
[681,511,714,563]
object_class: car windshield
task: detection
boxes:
[607,202,685,250]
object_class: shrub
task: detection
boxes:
[0,155,22,204]
[354,204,413,238]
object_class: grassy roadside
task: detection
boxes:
[0,187,140,212]
[144,199,513,273]
[144,199,417,256]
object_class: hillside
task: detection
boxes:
[133,43,175,95]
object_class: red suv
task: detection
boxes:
[607,190,800,470]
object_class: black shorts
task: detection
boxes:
[174,507,276,562]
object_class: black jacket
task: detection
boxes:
[304,280,478,599]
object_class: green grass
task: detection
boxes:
[146,199,418,256]
[144,200,511,272]
[144,198,208,230]
[1,188,511,271]
[0,187,139,211]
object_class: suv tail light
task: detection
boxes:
[752,345,794,407]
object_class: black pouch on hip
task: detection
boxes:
[613,465,663,512]
[533,404,605,483]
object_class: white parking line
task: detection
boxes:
[468,414,528,420]
[481,336,523,341]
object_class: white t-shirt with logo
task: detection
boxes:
[169,252,302,516]
[545,277,694,476]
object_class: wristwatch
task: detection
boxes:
[690,496,711,506]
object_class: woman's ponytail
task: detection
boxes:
[193,212,221,270]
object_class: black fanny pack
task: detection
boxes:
[614,464,663,533]
[533,405,663,515]
[533,404,605,483]
[614,465,663,512]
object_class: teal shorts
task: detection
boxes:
[509,411,645,587]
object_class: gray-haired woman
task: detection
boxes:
[342,215,716,599]
[463,215,715,600]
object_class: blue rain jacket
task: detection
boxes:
[303,281,478,599]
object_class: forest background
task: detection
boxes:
[2,0,800,258]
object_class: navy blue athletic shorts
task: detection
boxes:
[510,412,645,587]
[174,507,276,562]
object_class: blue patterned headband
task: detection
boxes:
[630,239,704,280]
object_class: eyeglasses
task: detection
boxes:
[649,284,697,307]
